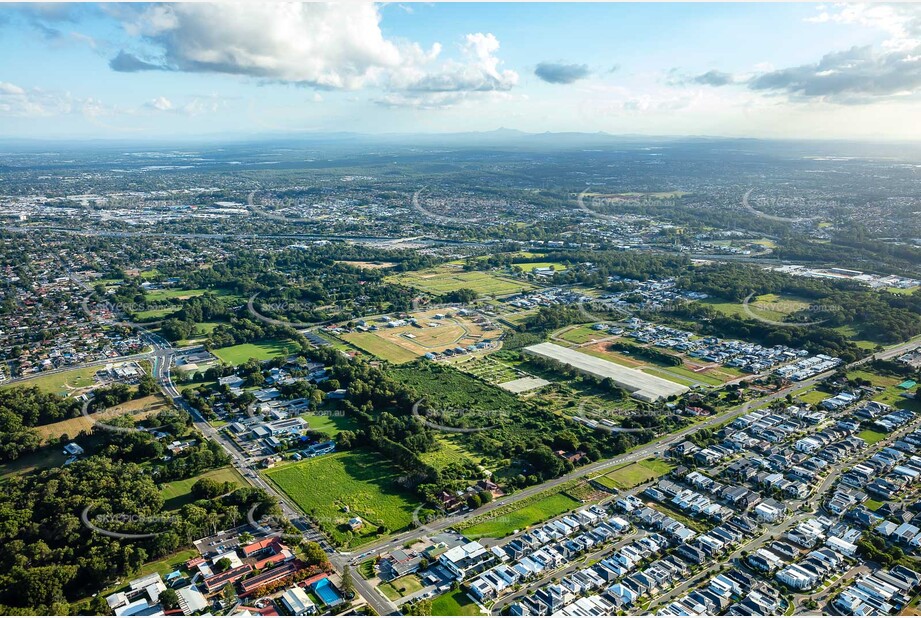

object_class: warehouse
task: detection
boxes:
[523,342,689,402]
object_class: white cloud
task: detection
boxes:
[147,96,173,111]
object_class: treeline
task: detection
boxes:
[609,341,682,367]
[0,456,279,615]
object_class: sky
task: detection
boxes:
[1,2,920,141]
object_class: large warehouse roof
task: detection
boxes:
[523,342,689,402]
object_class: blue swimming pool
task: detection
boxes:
[313,578,342,605]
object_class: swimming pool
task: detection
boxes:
[312,578,342,606]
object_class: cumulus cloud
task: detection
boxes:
[748,45,921,102]
[146,96,173,111]
[393,33,517,94]
[750,4,921,102]
[111,3,414,89]
[0,81,76,117]
[534,62,590,84]
[691,70,735,86]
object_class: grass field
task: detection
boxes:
[594,459,674,491]
[557,325,607,345]
[34,394,169,442]
[795,388,835,405]
[160,466,247,510]
[378,574,424,601]
[340,331,423,364]
[701,293,811,323]
[264,450,421,548]
[431,590,480,616]
[512,261,567,273]
[342,308,501,364]
[388,265,534,297]
[848,370,921,412]
[301,412,359,436]
[1,365,100,396]
[211,338,300,365]
[144,288,209,302]
[864,499,885,511]
[859,429,888,445]
[461,492,580,540]
[0,445,67,479]
[134,307,179,320]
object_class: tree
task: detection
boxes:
[159,589,179,610]
[467,494,482,509]
[341,564,354,597]
[302,541,329,568]
[221,583,237,607]
[215,557,232,572]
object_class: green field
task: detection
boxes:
[461,492,580,540]
[264,450,421,548]
[848,370,921,412]
[0,445,67,479]
[795,388,834,405]
[144,288,209,302]
[512,261,568,273]
[858,429,888,445]
[595,459,674,491]
[378,574,424,601]
[864,499,885,511]
[134,307,179,320]
[160,466,247,510]
[301,412,359,436]
[340,331,421,364]
[557,325,607,344]
[1,365,99,396]
[388,266,534,297]
[431,590,480,616]
[211,338,300,365]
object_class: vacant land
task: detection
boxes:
[388,265,533,296]
[461,493,580,540]
[264,450,420,548]
[335,260,397,270]
[556,325,609,345]
[702,293,811,323]
[212,338,300,365]
[431,590,480,616]
[512,261,568,273]
[160,466,247,510]
[340,332,421,364]
[859,429,888,445]
[144,288,209,302]
[1,365,99,397]
[848,370,921,412]
[0,445,67,479]
[34,394,170,442]
[594,459,673,491]
[378,574,424,601]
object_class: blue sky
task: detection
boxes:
[1,2,920,140]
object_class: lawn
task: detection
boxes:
[160,466,247,510]
[340,331,421,364]
[378,574,424,601]
[211,338,300,365]
[795,388,834,405]
[595,459,674,491]
[512,261,568,273]
[1,365,99,396]
[859,429,888,445]
[264,450,421,548]
[461,493,580,540]
[133,307,179,321]
[864,499,885,511]
[431,590,481,616]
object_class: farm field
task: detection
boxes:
[388,265,534,296]
[211,338,300,365]
[1,365,100,396]
[594,459,673,491]
[34,394,170,442]
[431,590,480,616]
[264,450,421,548]
[461,492,580,540]
[160,466,247,510]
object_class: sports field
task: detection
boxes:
[211,338,300,365]
[388,265,534,296]
[341,309,501,364]
[264,450,421,547]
